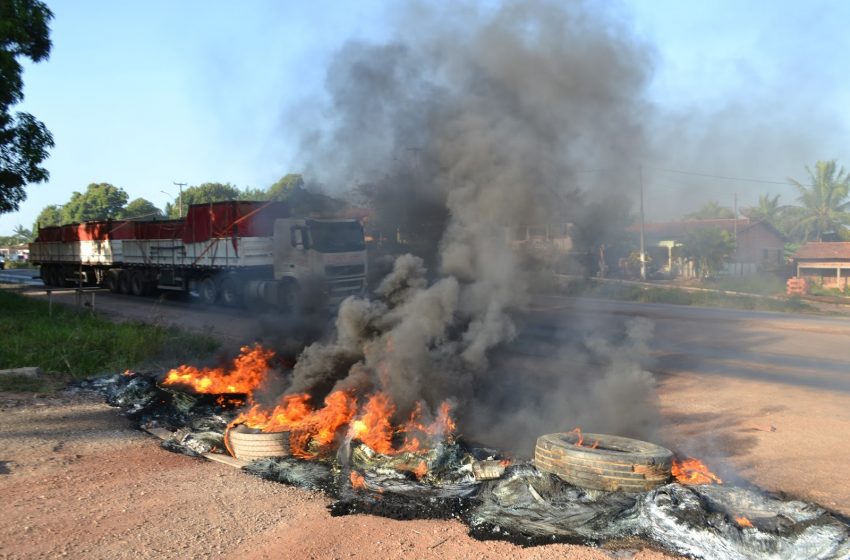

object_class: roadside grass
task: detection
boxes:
[0,290,219,392]
[705,275,787,297]
[2,260,33,270]
[560,279,816,313]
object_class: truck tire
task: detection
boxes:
[199,276,218,305]
[219,277,240,307]
[104,270,120,293]
[118,271,132,295]
[40,265,54,287]
[535,432,673,493]
[55,266,69,287]
[130,271,148,297]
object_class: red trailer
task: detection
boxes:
[30,201,367,308]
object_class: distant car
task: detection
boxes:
[0,255,5,270]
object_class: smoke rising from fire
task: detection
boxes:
[281,1,661,452]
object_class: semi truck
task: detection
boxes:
[29,200,368,309]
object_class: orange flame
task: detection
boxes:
[413,460,428,479]
[352,393,397,454]
[672,458,723,485]
[215,395,246,408]
[735,516,753,528]
[350,471,367,490]
[226,390,456,463]
[162,344,274,398]
[569,427,599,448]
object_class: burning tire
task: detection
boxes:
[535,432,672,493]
[226,426,290,460]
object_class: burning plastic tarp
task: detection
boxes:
[76,371,850,560]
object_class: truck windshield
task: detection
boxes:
[307,220,366,253]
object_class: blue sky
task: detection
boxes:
[4,0,849,234]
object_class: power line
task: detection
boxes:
[643,165,802,186]
[574,164,811,188]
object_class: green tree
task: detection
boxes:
[742,193,781,223]
[0,0,54,213]
[239,187,269,201]
[685,201,735,220]
[268,173,305,200]
[682,228,735,279]
[11,223,31,242]
[166,182,241,218]
[32,203,61,232]
[788,160,850,242]
[60,183,129,223]
[121,197,161,220]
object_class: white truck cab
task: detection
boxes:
[274,218,367,305]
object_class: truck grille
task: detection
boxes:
[325,264,365,277]
[327,278,365,299]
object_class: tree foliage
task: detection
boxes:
[787,160,850,242]
[0,0,54,213]
[268,173,305,201]
[166,182,241,218]
[122,197,161,220]
[60,183,129,223]
[685,200,735,220]
[741,193,782,224]
[682,228,735,278]
[32,202,60,231]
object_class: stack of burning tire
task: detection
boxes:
[226,425,290,460]
[535,432,673,492]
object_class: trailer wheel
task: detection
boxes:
[199,276,218,304]
[130,271,149,297]
[104,270,119,292]
[219,277,241,306]
[40,265,53,286]
[53,266,64,287]
[118,271,132,294]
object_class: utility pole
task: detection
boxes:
[733,192,738,240]
[639,165,646,281]
[733,192,739,276]
[173,182,187,216]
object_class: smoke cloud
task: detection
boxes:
[280,0,661,453]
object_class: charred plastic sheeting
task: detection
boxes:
[470,465,850,559]
[243,457,335,492]
[83,373,850,559]
[535,432,673,492]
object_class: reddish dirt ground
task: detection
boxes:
[0,392,674,560]
[3,287,850,558]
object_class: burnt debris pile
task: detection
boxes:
[75,372,850,560]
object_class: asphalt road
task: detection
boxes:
[8,271,850,394]
[5,274,850,512]
[522,294,850,393]
[0,267,42,286]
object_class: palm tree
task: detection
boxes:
[11,224,32,244]
[742,193,781,223]
[789,160,850,242]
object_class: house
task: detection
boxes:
[793,242,850,290]
[0,243,29,262]
[634,218,785,278]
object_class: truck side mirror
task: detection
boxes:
[290,226,309,250]
[290,226,303,248]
